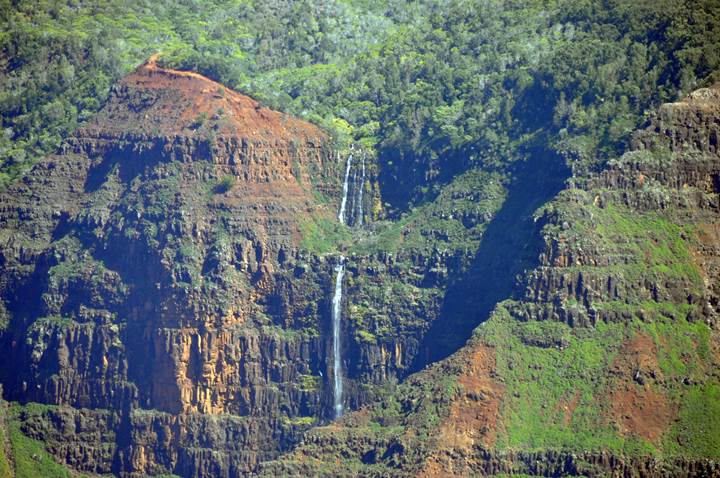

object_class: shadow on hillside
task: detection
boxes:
[410,151,570,371]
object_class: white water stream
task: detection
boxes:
[331,257,346,419]
[337,151,353,225]
[357,153,365,226]
[331,148,356,419]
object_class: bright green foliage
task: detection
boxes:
[0,0,390,189]
[297,374,321,392]
[2,0,720,209]
[1,1,720,475]
[351,169,507,256]
[666,383,720,458]
[641,317,713,380]
[542,192,706,318]
[476,304,718,459]
[298,215,352,254]
[480,310,632,453]
[8,419,72,478]
[0,422,11,478]
[592,203,704,285]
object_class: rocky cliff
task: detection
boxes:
[0,56,453,478]
[258,86,720,476]
[1,57,719,478]
[0,58,347,476]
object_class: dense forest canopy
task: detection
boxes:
[1,0,719,209]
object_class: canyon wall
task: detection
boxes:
[2,57,719,478]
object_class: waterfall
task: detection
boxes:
[338,151,353,225]
[331,148,354,419]
[331,257,346,419]
[350,167,358,225]
[356,153,365,226]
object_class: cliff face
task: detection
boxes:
[259,86,720,476]
[2,56,719,477]
[1,57,425,478]
[0,58,346,476]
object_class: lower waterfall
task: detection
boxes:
[332,256,346,419]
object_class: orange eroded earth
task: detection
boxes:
[419,344,504,477]
[607,333,675,444]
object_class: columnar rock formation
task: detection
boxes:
[258,85,720,477]
[0,58,342,476]
[1,56,719,478]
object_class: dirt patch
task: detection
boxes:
[555,390,581,427]
[131,55,324,141]
[443,345,504,449]
[611,333,660,376]
[606,333,675,444]
[609,384,673,444]
[81,54,326,145]
[691,223,720,278]
[419,344,504,477]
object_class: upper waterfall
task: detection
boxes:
[338,149,353,225]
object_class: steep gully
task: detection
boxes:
[412,150,571,369]
[331,145,568,405]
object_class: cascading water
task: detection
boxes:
[338,149,353,225]
[330,148,354,420]
[350,168,358,224]
[356,153,365,226]
[331,256,346,419]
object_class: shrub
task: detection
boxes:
[214,175,236,194]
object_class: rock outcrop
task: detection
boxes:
[258,85,720,477]
[0,58,343,476]
[2,56,719,478]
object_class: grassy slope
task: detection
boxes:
[472,153,720,462]
[462,168,720,459]
[8,419,75,478]
[0,402,13,478]
[481,309,718,458]
[2,403,88,478]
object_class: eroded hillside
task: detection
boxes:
[1,56,720,478]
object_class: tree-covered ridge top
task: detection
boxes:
[2,0,719,200]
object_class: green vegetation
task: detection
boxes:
[666,383,720,458]
[481,310,632,453]
[0,416,11,478]
[0,300,9,332]
[297,374,321,392]
[282,415,316,427]
[7,419,74,478]
[298,215,351,254]
[642,317,713,380]
[214,175,236,194]
[592,203,704,284]
[474,304,718,459]
[1,0,720,475]
[0,0,391,188]
[2,0,720,209]
[542,193,706,317]
[351,169,507,256]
